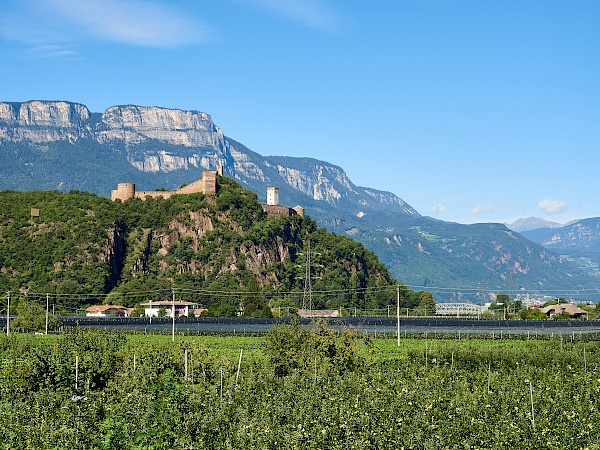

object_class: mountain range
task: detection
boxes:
[506,217,564,233]
[514,218,600,278]
[1,100,598,302]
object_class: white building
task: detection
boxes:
[435,302,487,316]
[141,300,197,318]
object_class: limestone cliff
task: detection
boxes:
[0,100,90,127]
[0,100,92,143]
[0,100,417,215]
[99,105,225,148]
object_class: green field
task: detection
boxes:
[1,327,600,449]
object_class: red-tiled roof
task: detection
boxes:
[85,305,126,312]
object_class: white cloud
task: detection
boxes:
[50,0,212,47]
[430,203,447,213]
[469,204,489,215]
[0,0,212,53]
[537,199,567,214]
[238,0,342,31]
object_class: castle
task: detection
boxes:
[111,168,304,218]
[262,187,305,217]
[111,168,220,201]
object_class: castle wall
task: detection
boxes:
[262,205,297,217]
[135,191,175,200]
[111,170,218,202]
[176,178,207,195]
[292,205,305,217]
[111,172,305,219]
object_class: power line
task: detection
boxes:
[11,281,600,307]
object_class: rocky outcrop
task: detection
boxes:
[99,105,225,148]
[0,101,91,143]
[102,222,128,290]
[273,163,353,204]
[363,189,419,215]
[0,101,90,127]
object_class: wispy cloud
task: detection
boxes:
[237,0,343,32]
[468,203,511,215]
[0,0,212,58]
[46,0,213,48]
[430,203,447,213]
[469,204,492,215]
[537,198,567,214]
[31,44,81,59]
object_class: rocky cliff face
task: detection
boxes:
[0,100,90,127]
[99,105,225,148]
[0,100,417,215]
[0,100,92,143]
[533,218,600,253]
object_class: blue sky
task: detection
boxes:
[1,0,598,225]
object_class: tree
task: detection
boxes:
[241,275,272,318]
[11,299,62,333]
[496,293,510,307]
[543,298,564,307]
[418,291,436,315]
[519,307,546,320]
[552,310,571,321]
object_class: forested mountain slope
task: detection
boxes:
[0,177,422,314]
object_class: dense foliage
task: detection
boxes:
[1,328,600,448]
[0,179,421,315]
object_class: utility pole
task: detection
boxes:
[302,240,313,312]
[45,293,49,335]
[397,285,400,347]
[172,288,176,342]
[6,291,10,335]
[481,281,486,305]
[509,268,514,303]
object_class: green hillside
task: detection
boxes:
[0,177,423,315]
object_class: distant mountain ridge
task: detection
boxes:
[1,100,598,302]
[520,217,600,275]
[507,217,563,233]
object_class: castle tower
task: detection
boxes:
[267,187,279,206]
[111,183,136,201]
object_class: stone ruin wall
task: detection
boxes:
[111,170,217,201]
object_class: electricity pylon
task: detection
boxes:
[297,240,321,313]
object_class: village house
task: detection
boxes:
[540,303,588,320]
[141,300,197,318]
[85,305,128,317]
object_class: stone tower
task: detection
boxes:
[266,187,279,206]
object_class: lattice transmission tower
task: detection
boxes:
[298,240,321,313]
